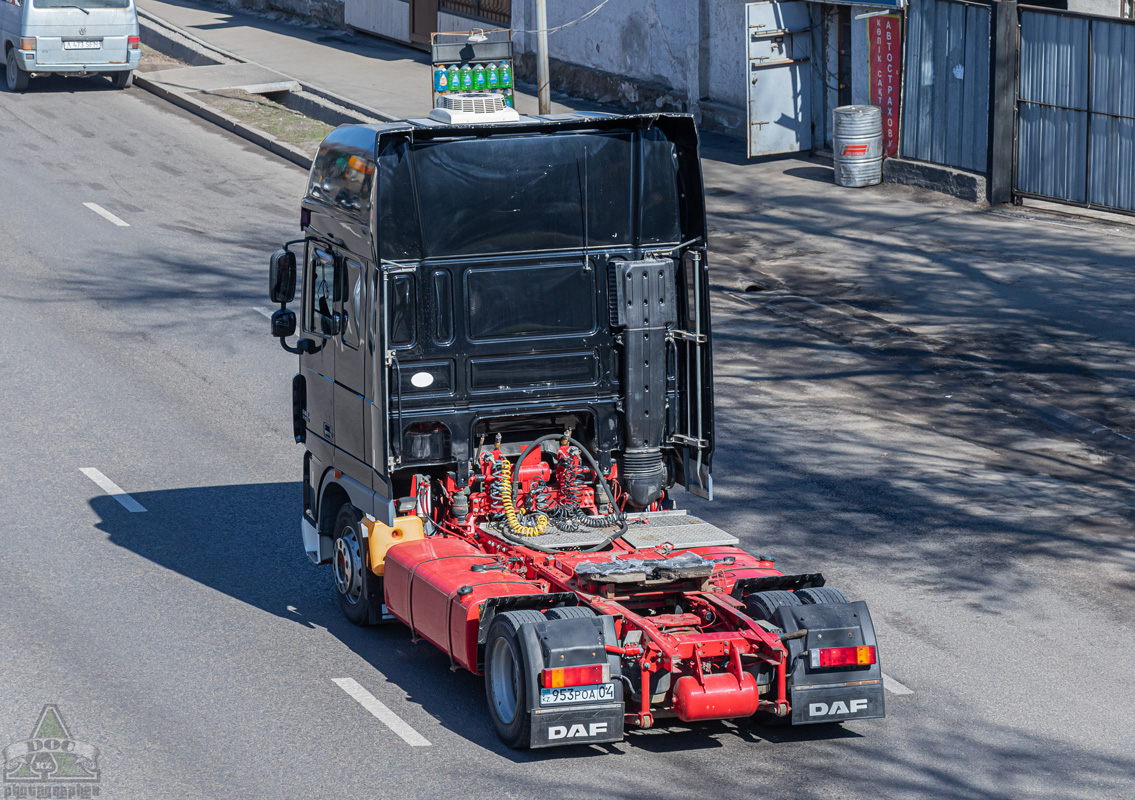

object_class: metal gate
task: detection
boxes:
[746,1,813,157]
[1016,9,1135,213]
[901,0,991,173]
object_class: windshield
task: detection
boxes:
[32,0,131,9]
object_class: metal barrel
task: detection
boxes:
[832,105,884,188]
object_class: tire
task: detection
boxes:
[744,589,803,622]
[111,70,133,90]
[484,609,545,749]
[545,606,595,620]
[797,587,850,605]
[332,504,380,626]
[6,49,29,93]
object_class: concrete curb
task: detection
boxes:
[138,9,395,122]
[133,72,314,169]
[135,6,399,170]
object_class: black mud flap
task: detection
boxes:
[774,600,886,726]
[791,682,886,724]
[516,615,625,749]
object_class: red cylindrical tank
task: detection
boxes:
[672,673,760,722]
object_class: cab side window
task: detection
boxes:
[343,259,364,349]
[306,247,338,336]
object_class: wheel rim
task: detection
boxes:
[333,526,364,605]
[488,636,521,724]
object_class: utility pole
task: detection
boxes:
[535,0,550,114]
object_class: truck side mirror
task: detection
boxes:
[269,249,297,304]
[271,308,297,338]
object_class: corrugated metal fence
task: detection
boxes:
[901,0,991,173]
[1016,9,1135,213]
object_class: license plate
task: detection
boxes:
[63,40,101,50]
[540,683,615,706]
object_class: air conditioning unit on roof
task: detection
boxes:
[429,92,521,124]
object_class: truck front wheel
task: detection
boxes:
[332,504,380,626]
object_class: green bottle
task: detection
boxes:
[499,60,512,88]
[502,88,513,108]
[486,62,499,90]
[460,64,473,91]
[447,64,460,92]
[472,63,486,91]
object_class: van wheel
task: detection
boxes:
[6,50,29,92]
[332,504,380,626]
[111,70,133,90]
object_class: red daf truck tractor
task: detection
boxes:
[267,96,885,749]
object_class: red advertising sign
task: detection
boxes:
[869,14,903,158]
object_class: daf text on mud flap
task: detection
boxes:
[809,699,869,717]
[547,723,609,740]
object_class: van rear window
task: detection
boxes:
[33,0,130,8]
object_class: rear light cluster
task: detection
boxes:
[128,36,141,50]
[810,645,876,669]
[540,664,608,689]
[19,38,35,51]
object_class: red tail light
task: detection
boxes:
[128,36,141,49]
[540,664,608,688]
[810,645,876,669]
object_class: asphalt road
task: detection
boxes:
[1,79,1132,800]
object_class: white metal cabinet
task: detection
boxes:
[746,1,814,157]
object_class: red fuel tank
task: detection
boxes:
[383,538,548,673]
[672,672,760,722]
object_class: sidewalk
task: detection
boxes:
[138,0,1135,457]
[136,0,592,119]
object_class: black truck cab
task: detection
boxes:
[270,111,715,568]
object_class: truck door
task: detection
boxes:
[333,256,368,472]
[301,243,337,448]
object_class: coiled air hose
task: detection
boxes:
[498,456,549,537]
[497,434,629,554]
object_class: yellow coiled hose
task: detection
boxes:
[499,457,548,537]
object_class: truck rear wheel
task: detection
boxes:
[744,590,803,728]
[544,606,596,620]
[332,504,380,626]
[484,610,545,749]
[111,70,133,90]
[797,587,850,605]
[744,589,803,622]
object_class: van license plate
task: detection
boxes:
[540,683,615,706]
[64,40,101,50]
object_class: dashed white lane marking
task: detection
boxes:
[83,202,130,227]
[883,673,914,695]
[254,307,273,318]
[79,468,147,513]
[333,678,431,747]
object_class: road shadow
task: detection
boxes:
[783,164,835,184]
[5,72,124,94]
[88,483,781,761]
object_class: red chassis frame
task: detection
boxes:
[381,445,794,728]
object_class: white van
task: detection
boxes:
[2,0,140,92]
